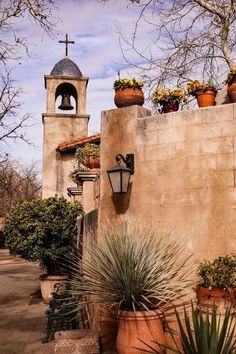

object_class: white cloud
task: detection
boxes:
[3,0,152,165]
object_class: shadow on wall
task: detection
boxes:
[111,183,133,214]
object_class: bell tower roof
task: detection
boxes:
[50,57,82,77]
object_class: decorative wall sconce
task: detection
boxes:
[107,154,134,194]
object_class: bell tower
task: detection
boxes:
[42,34,90,198]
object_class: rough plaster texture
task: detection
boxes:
[99,104,236,259]
[82,181,97,214]
[42,114,89,198]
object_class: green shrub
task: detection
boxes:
[4,196,83,274]
[198,255,236,289]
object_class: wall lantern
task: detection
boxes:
[107,154,134,194]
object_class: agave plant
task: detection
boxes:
[62,223,194,318]
[142,304,236,354]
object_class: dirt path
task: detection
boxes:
[0,249,54,354]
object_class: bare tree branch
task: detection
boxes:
[0,158,41,215]
[0,67,32,142]
[0,0,56,146]
[102,0,236,88]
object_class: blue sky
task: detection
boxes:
[2,0,149,167]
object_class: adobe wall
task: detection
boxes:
[99,104,236,259]
[42,114,88,199]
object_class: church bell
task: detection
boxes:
[58,93,74,110]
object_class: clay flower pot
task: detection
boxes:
[39,274,68,304]
[116,310,165,354]
[196,285,236,311]
[227,78,236,103]
[196,90,216,107]
[162,102,179,113]
[114,88,144,108]
[82,156,100,169]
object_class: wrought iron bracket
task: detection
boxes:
[116,153,134,175]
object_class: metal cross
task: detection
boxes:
[59,34,75,57]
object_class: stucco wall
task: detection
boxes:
[99,104,236,259]
[42,114,88,198]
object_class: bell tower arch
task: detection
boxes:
[42,34,90,198]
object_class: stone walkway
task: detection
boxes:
[0,249,54,354]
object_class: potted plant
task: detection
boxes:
[152,87,187,114]
[75,143,100,172]
[187,80,217,107]
[143,304,236,354]
[113,78,144,108]
[61,223,194,354]
[196,255,236,310]
[4,196,83,303]
[225,67,236,103]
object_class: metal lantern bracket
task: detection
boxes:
[116,153,134,175]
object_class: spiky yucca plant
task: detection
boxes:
[142,304,236,354]
[62,224,194,317]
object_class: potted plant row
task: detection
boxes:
[113,77,220,112]
[55,224,236,354]
[114,68,236,110]
[4,196,83,303]
[60,223,194,354]
[139,255,236,354]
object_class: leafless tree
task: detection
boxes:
[102,0,236,89]
[0,158,41,215]
[0,0,56,144]
[0,0,56,62]
[0,69,31,142]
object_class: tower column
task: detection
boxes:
[42,37,90,199]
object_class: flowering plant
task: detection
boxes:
[225,68,236,84]
[152,87,187,105]
[113,78,143,91]
[187,80,217,97]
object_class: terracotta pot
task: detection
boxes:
[83,156,100,169]
[116,310,165,354]
[39,274,68,304]
[162,102,179,113]
[227,78,236,103]
[196,90,216,107]
[196,285,236,311]
[114,88,144,108]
